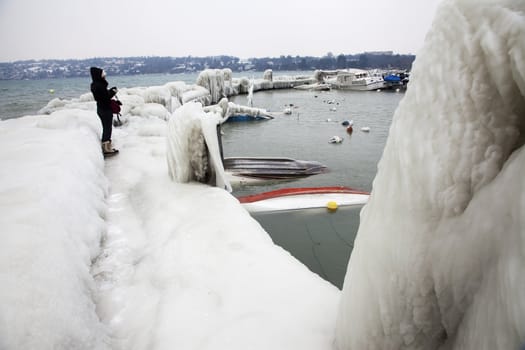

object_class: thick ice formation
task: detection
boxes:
[166,102,232,192]
[247,79,254,107]
[196,69,228,104]
[37,81,212,119]
[195,68,316,100]
[0,111,110,349]
[143,86,174,113]
[335,0,525,349]
[203,97,272,120]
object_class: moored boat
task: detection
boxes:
[328,69,386,91]
[225,114,273,122]
[293,83,331,91]
[237,186,369,213]
[223,157,327,180]
[383,71,409,90]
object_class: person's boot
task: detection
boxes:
[102,141,119,157]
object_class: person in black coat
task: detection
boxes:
[90,67,119,156]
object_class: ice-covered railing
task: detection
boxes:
[196,68,316,103]
[195,69,229,104]
[166,99,233,192]
[166,96,273,192]
[38,68,317,121]
[203,97,273,120]
[38,81,211,119]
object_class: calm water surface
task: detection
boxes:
[226,88,402,195]
[225,87,402,287]
[0,72,404,288]
[0,73,199,120]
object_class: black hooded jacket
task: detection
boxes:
[90,67,116,110]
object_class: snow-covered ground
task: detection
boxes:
[0,86,339,349]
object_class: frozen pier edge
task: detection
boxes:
[195,68,316,104]
[38,68,317,119]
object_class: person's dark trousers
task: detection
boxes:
[97,107,113,142]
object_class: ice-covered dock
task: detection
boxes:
[194,68,316,104]
[39,68,316,119]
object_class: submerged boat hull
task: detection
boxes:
[238,186,369,213]
[223,157,327,180]
[225,114,273,122]
[293,83,331,91]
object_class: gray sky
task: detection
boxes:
[0,0,443,62]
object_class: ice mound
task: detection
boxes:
[166,102,232,192]
[0,111,110,349]
[335,0,525,349]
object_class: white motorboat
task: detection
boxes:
[327,69,386,91]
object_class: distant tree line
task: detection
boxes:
[250,53,415,71]
[0,53,415,80]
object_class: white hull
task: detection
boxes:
[323,68,387,91]
[241,193,369,212]
[238,187,369,213]
[333,80,386,91]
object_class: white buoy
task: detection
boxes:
[361,127,370,132]
[329,136,344,143]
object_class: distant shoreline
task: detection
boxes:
[0,53,415,81]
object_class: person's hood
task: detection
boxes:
[90,67,104,81]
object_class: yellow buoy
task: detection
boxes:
[326,201,338,211]
[49,89,55,94]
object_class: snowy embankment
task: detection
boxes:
[0,111,110,349]
[0,77,339,349]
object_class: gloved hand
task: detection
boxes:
[110,86,118,93]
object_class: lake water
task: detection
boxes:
[225,88,401,194]
[0,72,403,288]
[0,73,200,120]
[225,87,402,288]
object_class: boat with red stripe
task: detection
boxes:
[237,186,369,213]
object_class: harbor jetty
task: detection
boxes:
[192,68,407,106]
[38,67,406,120]
[194,68,316,104]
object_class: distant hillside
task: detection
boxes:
[0,53,415,80]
